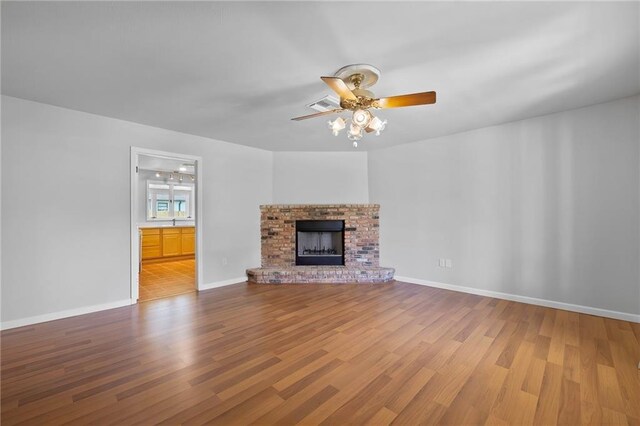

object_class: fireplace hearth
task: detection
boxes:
[296,220,344,266]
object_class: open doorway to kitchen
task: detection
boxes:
[130,147,203,302]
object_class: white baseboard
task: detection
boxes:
[199,277,246,291]
[5,277,634,330]
[1,278,246,330]
[395,276,640,323]
[1,299,134,331]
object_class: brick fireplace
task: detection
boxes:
[246,204,395,284]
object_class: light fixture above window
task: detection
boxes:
[149,170,195,183]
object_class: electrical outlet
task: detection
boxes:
[445,259,452,268]
[222,257,228,266]
[438,258,445,268]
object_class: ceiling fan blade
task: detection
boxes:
[321,76,357,101]
[291,109,343,121]
[377,91,436,109]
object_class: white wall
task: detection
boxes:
[1,96,273,324]
[272,152,369,204]
[369,96,640,317]
[3,94,638,326]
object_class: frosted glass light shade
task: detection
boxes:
[366,116,387,135]
[352,109,372,127]
[348,123,363,141]
[328,117,346,136]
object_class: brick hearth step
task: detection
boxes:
[246,266,395,284]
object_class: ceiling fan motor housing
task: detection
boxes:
[333,64,381,90]
[352,88,375,99]
[340,87,377,110]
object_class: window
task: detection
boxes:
[147,181,195,220]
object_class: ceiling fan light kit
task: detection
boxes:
[292,64,436,148]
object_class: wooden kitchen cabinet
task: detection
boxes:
[162,233,181,256]
[140,226,195,262]
[181,228,195,255]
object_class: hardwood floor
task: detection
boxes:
[139,258,195,301]
[2,282,639,425]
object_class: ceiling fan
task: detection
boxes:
[292,64,436,147]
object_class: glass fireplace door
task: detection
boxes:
[295,220,345,266]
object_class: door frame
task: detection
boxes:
[130,147,204,302]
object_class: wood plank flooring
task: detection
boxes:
[139,259,195,301]
[2,281,639,425]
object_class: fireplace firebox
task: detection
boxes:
[295,220,344,266]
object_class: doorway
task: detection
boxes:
[130,147,203,302]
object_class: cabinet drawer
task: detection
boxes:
[181,227,195,234]
[162,228,181,235]
[141,228,160,236]
[141,234,161,247]
[142,246,162,259]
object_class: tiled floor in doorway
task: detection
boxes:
[139,259,195,301]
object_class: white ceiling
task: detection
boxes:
[2,2,638,151]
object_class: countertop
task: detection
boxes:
[138,222,195,229]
